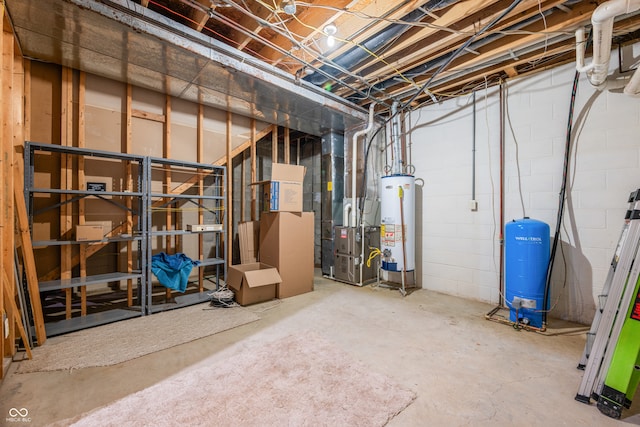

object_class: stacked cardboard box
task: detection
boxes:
[260,211,314,298]
[230,163,314,305]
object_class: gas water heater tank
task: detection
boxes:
[380,174,415,272]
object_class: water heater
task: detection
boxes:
[380,174,415,272]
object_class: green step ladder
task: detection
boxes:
[575,189,640,419]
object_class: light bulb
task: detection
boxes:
[282,1,296,15]
[324,24,337,48]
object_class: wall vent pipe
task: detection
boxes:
[350,104,376,228]
[576,0,640,87]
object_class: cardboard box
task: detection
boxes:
[253,163,305,212]
[76,225,104,241]
[186,224,223,232]
[259,212,314,299]
[238,221,260,264]
[227,263,281,306]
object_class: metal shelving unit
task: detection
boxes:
[23,144,227,333]
[24,142,148,336]
[146,156,226,314]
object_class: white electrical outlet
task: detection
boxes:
[3,313,8,339]
[469,200,478,211]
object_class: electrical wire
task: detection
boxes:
[542,68,581,326]
[401,0,524,111]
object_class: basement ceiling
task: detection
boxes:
[6,0,640,133]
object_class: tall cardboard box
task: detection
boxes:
[259,212,314,298]
[253,163,306,212]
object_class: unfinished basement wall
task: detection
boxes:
[26,63,272,283]
[411,48,640,325]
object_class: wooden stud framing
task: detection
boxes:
[132,108,165,123]
[164,94,173,301]
[24,60,30,142]
[197,104,204,292]
[241,150,246,221]
[78,72,87,316]
[61,67,73,320]
[1,6,5,365]
[125,84,134,306]
[250,119,257,221]
[284,127,290,164]
[226,111,232,266]
[271,125,278,162]
[2,23,15,357]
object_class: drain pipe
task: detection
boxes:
[391,101,403,174]
[350,103,375,228]
[576,0,640,86]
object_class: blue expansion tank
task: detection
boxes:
[505,218,550,328]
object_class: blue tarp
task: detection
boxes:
[151,252,200,293]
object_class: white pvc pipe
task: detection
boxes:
[343,202,352,227]
[391,101,402,175]
[575,28,594,73]
[350,103,375,228]
[578,0,640,86]
[624,68,640,95]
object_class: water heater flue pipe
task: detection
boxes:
[350,103,375,228]
[576,0,640,87]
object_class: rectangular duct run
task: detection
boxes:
[321,131,345,276]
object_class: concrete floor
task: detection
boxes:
[0,273,638,426]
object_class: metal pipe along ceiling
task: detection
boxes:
[304,0,461,86]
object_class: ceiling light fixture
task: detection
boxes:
[324,24,337,48]
[282,1,296,15]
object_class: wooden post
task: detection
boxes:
[272,125,278,163]
[78,71,87,316]
[250,119,256,221]
[164,95,172,301]
[284,127,290,164]
[2,21,16,356]
[197,104,204,292]
[241,150,246,221]
[125,84,134,306]
[226,111,232,266]
[60,67,73,319]
[0,5,6,365]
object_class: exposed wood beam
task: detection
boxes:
[228,2,275,52]
[281,0,424,72]
[257,0,354,63]
[141,0,149,7]
[338,0,570,97]
[188,0,214,33]
[132,109,165,123]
